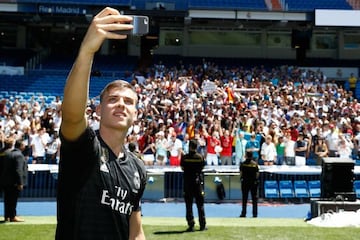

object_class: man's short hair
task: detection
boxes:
[128,142,136,152]
[189,139,198,150]
[99,80,138,103]
[14,139,23,149]
[4,136,15,149]
[245,151,253,160]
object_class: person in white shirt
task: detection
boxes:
[260,135,277,166]
[167,132,183,166]
[3,114,15,136]
[18,111,31,131]
[284,130,296,166]
[51,96,62,112]
[45,131,61,164]
[155,131,168,165]
[30,127,50,164]
[52,109,62,132]
[337,134,354,159]
[325,124,339,157]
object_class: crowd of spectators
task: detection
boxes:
[1,58,360,167]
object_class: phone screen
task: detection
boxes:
[132,16,149,36]
[112,15,149,36]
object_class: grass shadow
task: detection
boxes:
[153,230,189,235]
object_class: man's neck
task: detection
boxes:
[99,128,126,156]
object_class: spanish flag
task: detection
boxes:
[226,86,234,104]
[187,124,195,139]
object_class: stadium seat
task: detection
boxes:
[9,90,18,96]
[354,180,360,198]
[308,180,321,198]
[19,91,27,97]
[264,180,279,198]
[279,180,294,198]
[0,90,9,97]
[293,180,309,198]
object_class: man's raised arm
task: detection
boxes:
[60,7,133,141]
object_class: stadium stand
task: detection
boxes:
[355,80,360,100]
[188,0,267,10]
[16,0,132,6]
[1,0,360,203]
[0,49,36,66]
[0,52,139,98]
[11,0,358,11]
[0,74,126,99]
[131,0,188,10]
[284,0,352,11]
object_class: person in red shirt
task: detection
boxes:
[137,128,152,153]
[202,124,221,166]
[219,127,235,165]
[290,126,299,141]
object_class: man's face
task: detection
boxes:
[97,87,138,131]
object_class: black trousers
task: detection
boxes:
[241,182,258,217]
[45,153,57,164]
[3,185,20,219]
[184,184,206,228]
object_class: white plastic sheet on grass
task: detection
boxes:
[307,209,360,227]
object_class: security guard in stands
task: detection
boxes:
[180,139,207,231]
[240,151,260,218]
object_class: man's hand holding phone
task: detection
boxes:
[110,15,149,36]
[80,7,149,55]
[118,15,149,36]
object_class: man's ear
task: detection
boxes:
[96,104,101,117]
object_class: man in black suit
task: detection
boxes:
[1,138,28,222]
[0,139,8,206]
[0,136,15,221]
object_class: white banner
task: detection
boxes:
[202,81,217,93]
[0,66,24,75]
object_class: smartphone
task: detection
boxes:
[115,16,149,36]
[131,16,149,36]
[112,16,149,36]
